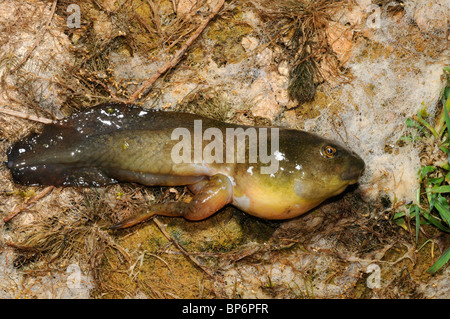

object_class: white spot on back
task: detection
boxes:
[274,150,285,161]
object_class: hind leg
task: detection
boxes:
[110,174,233,229]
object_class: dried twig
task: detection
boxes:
[9,0,58,74]
[152,217,215,278]
[4,186,55,223]
[0,106,53,124]
[97,228,133,265]
[126,0,225,104]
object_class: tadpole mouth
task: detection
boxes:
[340,157,365,182]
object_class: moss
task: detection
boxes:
[11,188,37,199]
[93,204,281,298]
[95,246,216,298]
[186,46,205,68]
[352,274,372,298]
[290,87,344,122]
[206,8,253,67]
[165,208,246,252]
[94,219,218,299]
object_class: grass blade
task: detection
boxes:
[415,206,420,243]
[443,89,450,163]
[410,204,420,243]
[431,185,450,193]
[419,166,436,182]
[412,115,440,140]
[422,210,450,232]
[434,195,450,227]
[427,246,450,274]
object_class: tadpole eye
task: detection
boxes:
[322,145,337,158]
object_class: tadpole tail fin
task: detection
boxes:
[6,104,133,186]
